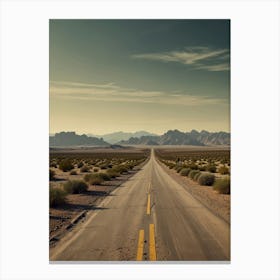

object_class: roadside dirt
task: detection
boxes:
[49,171,138,247]
[158,161,230,224]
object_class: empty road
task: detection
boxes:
[50,149,230,261]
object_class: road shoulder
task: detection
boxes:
[157,160,230,224]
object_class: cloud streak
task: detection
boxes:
[50,81,227,106]
[131,46,230,72]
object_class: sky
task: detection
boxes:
[50,20,230,135]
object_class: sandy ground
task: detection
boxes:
[158,160,230,223]
[49,170,139,246]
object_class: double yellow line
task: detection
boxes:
[136,182,156,261]
[149,224,156,261]
[136,224,157,261]
[136,229,145,261]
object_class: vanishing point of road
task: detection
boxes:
[50,149,230,261]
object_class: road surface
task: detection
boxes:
[50,149,230,261]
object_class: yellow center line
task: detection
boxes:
[136,229,145,261]
[146,194,151,215]
[147,182,151,193]
[149,224,157,261]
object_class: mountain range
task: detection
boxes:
[49,132,109,147]
[118,129,230,146]
[50,130,230,147]
[87,131,157,144]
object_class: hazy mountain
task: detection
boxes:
[49,132,109,147]
[119,135,160,145]
[119,129,230,146]
[197,130,230,145]
[88,131,157,144]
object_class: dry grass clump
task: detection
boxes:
[188,170,200,180]
[206,165,217,173]
[106,169,120,178]
[50,188,67,207]
[97,172,111,181]
[193,171,201,181]
[84,173,111,185]
[100,164,109,170]
[63,180,88,194]
[218,165,230,175]
[168,164,175,169]
[86,175,103,185]
[180,168,191,176]
[125,163,134,170]
[80,165,90,173]
[198,166,206,171]
[187,163,198,170]
[213,177,230,194]
[59,159,74,172]
[112,165,128,174]
[174,165,183,173]
[198,173,215,186]
[70,170,78,175]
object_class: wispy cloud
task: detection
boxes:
[131,47,230,72]
[50,81,227,106]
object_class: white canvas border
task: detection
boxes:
[0,0,279,279]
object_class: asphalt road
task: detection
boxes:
[50,149,230,261]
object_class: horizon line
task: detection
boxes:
[49,129,231,136]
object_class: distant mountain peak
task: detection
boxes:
[119,129,230,146]
[50,131,109,147]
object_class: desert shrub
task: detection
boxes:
[50,188,66,207]
[187,163,198,170]
[213,177,230,194]
[63,180,88,194]
[70,170,77,175]
[97,172,111,181]
[112,165,128,174]
[188,170,200,180]
[174,165,182,172]
[106,169,120,178]
[93,167,99,172]
[80,165,90,173]
[84,173,105,185]
[218,166,230,175]
[83,173,91,182]
[198,173,215,186]
[125,163,134,170]
[176,166,183,173]
[198,166,206,171]
[59,159,74,172]
[168,163,175,169]
[49,169,55,180]
[180,168,191,176]
[206,165,217,173]
[89,176,103,185]
[50,162,57,168]
[220,159,228,164]
[193,171,201,181]
[77,162,84,168]
[100,164,108,170]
